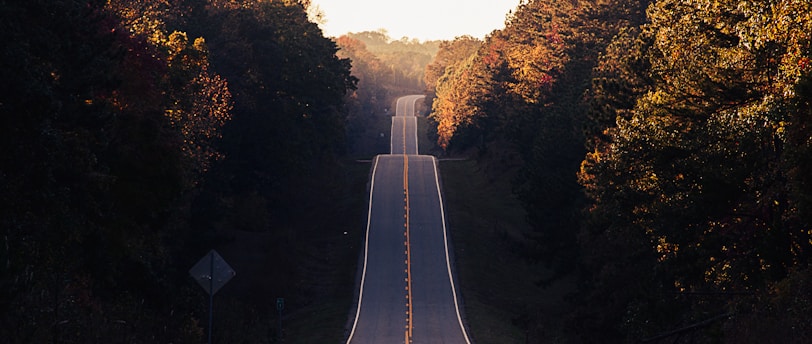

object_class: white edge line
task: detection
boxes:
[346,155,381,344]
[412,116,418,155]
[390,116,395,154]
[431,156,472,344]
[414,96,425,154]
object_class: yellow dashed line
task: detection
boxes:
[403,117,413,342]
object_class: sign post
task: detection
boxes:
[189,250,235,344]
[276,297,285,342]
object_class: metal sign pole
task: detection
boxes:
[189,250,235,344]
[277,298,284,342]
[209,251,214,344]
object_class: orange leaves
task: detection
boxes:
[107,0,234,181]
[582,0,812,311]
[480,36,505,68]
[426,36,487,149]
[426,0,583,149]
[505,36,565,99]
[424,36,481,92]
[655,236,680,262]
[499,1,571,104]
[171,70,233,170]
[163,33,233,177]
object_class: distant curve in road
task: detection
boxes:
[347,95,470,344]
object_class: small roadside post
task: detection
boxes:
[189,250,236,344]
[276,297,285,342]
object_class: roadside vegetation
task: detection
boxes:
[440,158,575,343]
[427,0,812,342]
[1,0,368,342]
[0,1,438,342]
[6,0,810,343]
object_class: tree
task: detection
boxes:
[0,1,208,341]
[346,30,439,92]
[577,0,812,341]
[1,0,358,341]
[335,35,388,116]
[164,31,232,180]
[192,0,356,231]
[424,36,481,93]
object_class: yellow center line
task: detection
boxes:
[403,116,413,343]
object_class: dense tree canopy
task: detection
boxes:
[426,0,649,274]
[1,0,355,341]
[424,36,484,149]
[345,30,439,92]
[335,35,390,117]
[578,0,812,340]
[4,0,811,341]
[426,0,811,341]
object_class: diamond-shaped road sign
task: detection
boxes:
[189,250,235,295]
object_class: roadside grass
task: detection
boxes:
[348,95,429,159]
[284,106,397,342]
[276,95,575,343]
[282,97,412,342]
[347,112,393,160]
[339,94,576,343]
[210,96,436,342]
[212,158,370,343]
[281,160,371,342]
[440,159,574,343]
[279,94,575,343]
[416,115,435,156]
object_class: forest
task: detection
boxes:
[1,0,362,341]
[334,30,439,156]
[427,0,812,342]
[0,0,444,341]
[3,0,811,342]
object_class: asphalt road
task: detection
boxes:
[390,95,420,155]
[347,95,470,343]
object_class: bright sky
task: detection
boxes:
[310,0,520,41]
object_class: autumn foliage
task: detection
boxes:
[0,0,354,342]
[426,0,812,341]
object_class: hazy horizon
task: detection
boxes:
[310,0,519,41]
